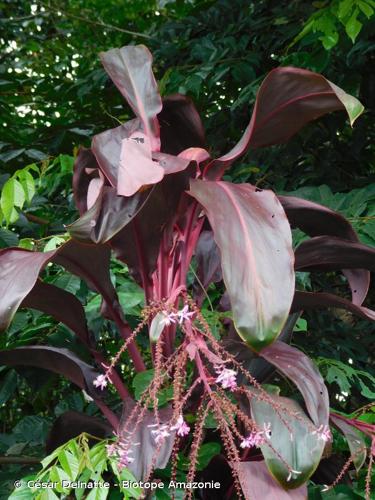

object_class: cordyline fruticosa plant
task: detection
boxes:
[1,45,375,498]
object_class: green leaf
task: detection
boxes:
[251,393,325,488]
[345,9,362,42]
[36,490,60,500]
[59,154,74,173]
[111,464,142,498]
[58,449,80,480]
[0,369,18,405]
[132,369,173,406]
[43,236,66,252]
[1,178,25,224]
[86,486,109,500]
[49,466,71,493]
[16,169,35,204]
[358,0,374,18]
[0,228,19,248]
[338,0,354,20]
[18,238,35,250]
[8,477,35,499]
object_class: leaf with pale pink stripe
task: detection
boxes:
[189,180,295,351]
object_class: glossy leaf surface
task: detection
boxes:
[100,45,162,151]
[189,180,295,351]
[205,67,363,179]
[238,461,307,499]
[0,346,101,398]
[260,341,329,426]
[251,394,325,488]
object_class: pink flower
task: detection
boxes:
[160,311,177,327]
[240,423,272,448]
[170,415,190,437]
[117,448,135,470]
[312,425,332,442]
[93,374,108,390]
[151,424,171,444]
[240,431,265,449]
[106,442,117,456]
[176,304,194,324]
[215,366,237,391]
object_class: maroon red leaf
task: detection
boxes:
[68,186,151,244]
[0,240,116,331]
[73,147,100,215]
[189,180,295,351]
[291,291,375,321]
[100,45,162,151]
[193,230,222,305]
[295,236,375,273]
[46,411,112,454]
[158,94,207,155]
[111,167,194,282]
[330,414,367,472]
[259,341,329,427]
[92,119,141,187]
[238,461,307,499]
[21,280,90,344]
[279,195,369,305]
[119,399,175,480]
[0,346,102,398]
[204,67,363,179]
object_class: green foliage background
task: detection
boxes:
[0,0,374,498]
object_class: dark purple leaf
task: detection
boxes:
[224,314,300,383]
[260,341,329,426]
[0,241,117,332]
[21,280,89,344]
[0,247,55,331]
[238,461,307,499]
[291,291,375,321]
[205,67,363,179]
[46,411,111,454]
[52,240,116,304]
[279,195,369,306]
[0,346,102,398]
[100,45,162,151]
[193,230,222,305]
[189,180,295,351]
[158,94,207,155]
[119,399,174,480]
[330,414,367,472]
[73,147,101,215]
[295,236,375,273]
[68,186,151,244]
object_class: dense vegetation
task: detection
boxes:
[0,1,374,498]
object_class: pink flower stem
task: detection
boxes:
[90,348,130,400]
[195,351,212,394]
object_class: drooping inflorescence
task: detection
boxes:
[93,294,338,497]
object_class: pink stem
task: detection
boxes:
[91,349,130,400]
